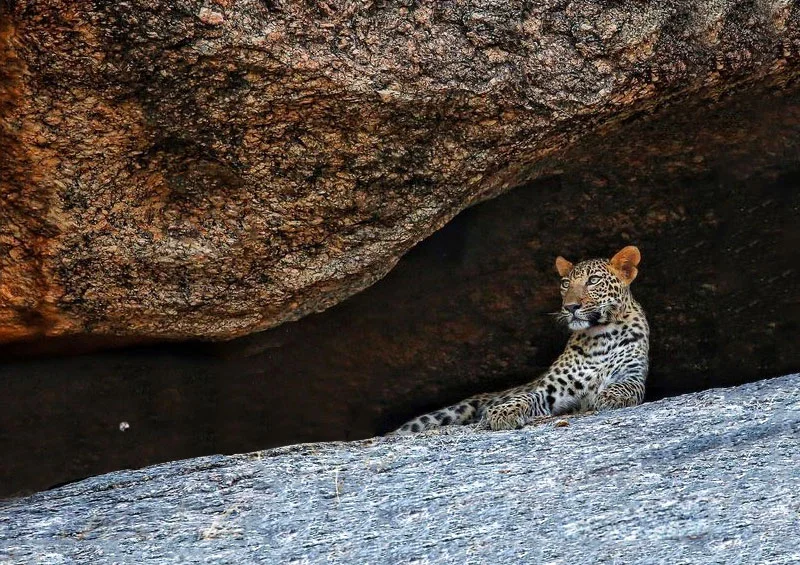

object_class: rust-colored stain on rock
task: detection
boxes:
[1,1,799,343]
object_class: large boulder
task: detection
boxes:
[1,0,798,341]
[1,375,798,563]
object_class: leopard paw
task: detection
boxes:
[594,390,638,411]
[482,403,528,431]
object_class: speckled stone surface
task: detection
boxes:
[2,374,799,564]
[3,0,799,343]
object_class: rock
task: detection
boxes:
[1,374,799,563]
[1,0,799,342]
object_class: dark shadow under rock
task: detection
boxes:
[1,78,799,498]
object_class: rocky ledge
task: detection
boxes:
[1,374,798,563]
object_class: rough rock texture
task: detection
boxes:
[1,0,799,341]
[2,375,799,563]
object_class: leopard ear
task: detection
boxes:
[610,246,641,284]
[555,256,573,277]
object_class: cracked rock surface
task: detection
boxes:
[2,374,799,564]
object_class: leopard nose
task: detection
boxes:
[564,303,581,314]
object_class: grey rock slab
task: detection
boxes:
[2,375,800,564]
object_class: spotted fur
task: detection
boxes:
[393,246,649,434]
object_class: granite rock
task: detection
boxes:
[2,374,798,564]
[1,0,798,342]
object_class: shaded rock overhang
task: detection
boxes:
[1,0,799,342]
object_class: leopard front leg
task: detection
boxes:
[481,390,551,431]
[594,379,645,410]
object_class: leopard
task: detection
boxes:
[393,245,649,434]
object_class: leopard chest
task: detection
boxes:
[563,327,645,382]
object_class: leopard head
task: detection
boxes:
[554,246,640,331]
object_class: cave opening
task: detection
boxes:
[1,80,799,499]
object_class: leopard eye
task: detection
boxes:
[586,275,601,285]
[560,279,570,290]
